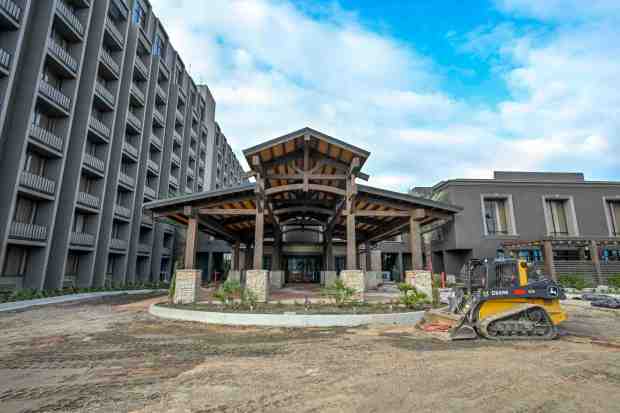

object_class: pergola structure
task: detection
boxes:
[144,127,462,283]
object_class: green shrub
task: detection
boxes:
[240,288,258,308]
[321,280,356,307]
[397,283,429,309]
[607,274,620,289]
[558,274,592,290]
[213,280,241,305]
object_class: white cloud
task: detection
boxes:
[151,0,620,190]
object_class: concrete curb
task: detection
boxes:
[0,290,167,313]
[149,303,424,328]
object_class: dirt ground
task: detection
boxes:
[0,294,619,413]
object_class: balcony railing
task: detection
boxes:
[19,171,55,195]
[198,158,205,169]
[83,153,105,173]
[147,158,159,173]
[170,152,180,165]
[71,232,95,246]
[39,80,71,111]
[56,0,84,37]
[131,83,145,104]
[127,111,142,131]
[0,0,21,24]
[114,204,131,218]
[10,222,47,242]
[169,174,178,188]
[156,84,167,100]
[144,186,156,199]
[187,167,195,178]
[173,132,182,145]
[134,57,148,79]
[95,81,115,107]
[122,141,138,158]
[100,48,120,77]
[77,191,100,209]
[118,171,135,188]
[150,134,162,150]
[153,108,164,125]
[159,59,170,78]
[89,115,110,139]
[29,124,63,153]
[0,47,11,72]
[175,109,184,123]
[188,147,196,159]
[48,38,78,73]
[138,243,151,254]
[141,214,153,226]
[105,18,124,47]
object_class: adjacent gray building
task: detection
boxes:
[0,0,245,291]
[419,171,620,281]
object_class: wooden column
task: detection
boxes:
[325,231,334,270]
[253,210,264,269]
[409,215,423,271]
[232,240,240,271]
[345,163,358,270]
[590,240,603,285]
[184,216,199,269]
[364,241,371,271]
[543,240,557,281]
[272,229,281,271]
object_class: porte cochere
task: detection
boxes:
[144,127,462,302]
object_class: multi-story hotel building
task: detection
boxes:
[0,0,246,291]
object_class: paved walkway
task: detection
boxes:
[0,290,167,313]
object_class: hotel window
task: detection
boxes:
[606,199,620,236]
[3,246,29,276]
[543,196,578,237]
[154,34,165,57]
[23,151,47,176]
[73,213,87,233]
[481,195,515,236]
[132,1,147,31]
[66,254,80,276]
[14,197,38,224]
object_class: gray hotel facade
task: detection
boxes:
[0,0,244,291]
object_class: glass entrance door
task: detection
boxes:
[285,256,322,283]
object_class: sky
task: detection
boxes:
[150,0,620,191]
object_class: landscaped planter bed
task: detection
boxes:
[161,302,427,314]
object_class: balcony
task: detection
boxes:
[134,57,148,80]
[71,232,95,247]
[29,124,63,154]
[0,47,11,75]
[9,222,47,242]
[130,83,145,106]
[19,171,55,196]
[105,18,124,49]
[48,38,78,75]
[95,81,115,109]
[147,159,159,174]
[188,147,196,160]
[110,238,128,251]
[141,214,153,227]
[89,115,110,140]
[144,185,156,199]
[39,80,71,113]
[56,0,85,39]
[99,48,120,78]
[161,246,172,256]
[77,191,100,209]
[0,0,21,28]
[169,174,179,188]
[175,109,184,124]
[83,153,105,174]
[186,167,195,178]
[126,111,142,132]
[118,171,135,189]
[170,152,181,166]
[173,132,182,145]
[136,243,150,255]
[159,59,170,78]
[185,186,193,195]
[156,84,167,101]
[153,108,165,126]
[114,204,131,219]
[198,158,205,169]
[150,135,162,150]
[178,86,186,101]
[122,141,138,159]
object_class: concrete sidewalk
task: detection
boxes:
[0,290,167,313]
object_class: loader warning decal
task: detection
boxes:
[548,286,559,297]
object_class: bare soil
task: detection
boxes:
[0,295,619,413]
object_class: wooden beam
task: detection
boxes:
[365,219,410,243]
[346,210,410,217]
[199,208,257,215]
[274,206,334,216]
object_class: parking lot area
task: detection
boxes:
[0,294,619,413]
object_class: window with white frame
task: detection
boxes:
[481,195,516,236]
[606,199,620,236]
[543,196,578,237]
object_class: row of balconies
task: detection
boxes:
[0,47,11,74]
[170,152,181,166]
[83,153,105,173]
[134,56,148,79]
[156,84,167,101]
[147,158,159,174]
[153,108,165,126]
[71,231,94,247]
[130,83,145,105]
[169,174,178,188]
[77,191,100,209]
[110,238,127,251]
[99,48,120,78]
[89,115,110,140]
[0,0,21,25]
[10,221,47,242]
[19,171,55,196]
[48,38,78,74]
[56,0,85,38]
[29,124,64,154]
[39,80,71,112]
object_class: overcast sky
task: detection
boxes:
[150,0,620,191]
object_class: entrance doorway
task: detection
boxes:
[285,255,322,283]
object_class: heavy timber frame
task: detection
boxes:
[144,127,462,273]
